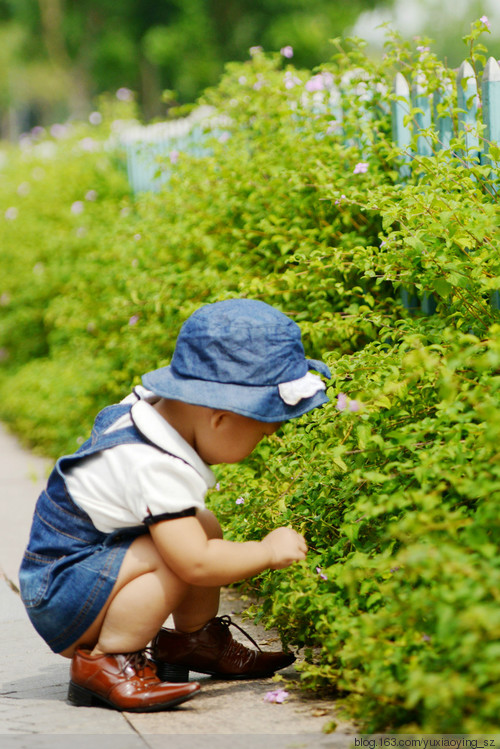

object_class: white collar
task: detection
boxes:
[130,387,216,488]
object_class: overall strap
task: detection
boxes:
[51,396,156,487]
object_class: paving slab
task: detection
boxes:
[0,423,50,585]
[0,422,357,745]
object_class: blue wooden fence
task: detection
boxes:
[123,58,500,192]
[391,57,500,313]
[392,58,500,176]
[121,106,223,193]
[121,57,500,315]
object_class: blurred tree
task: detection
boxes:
[353,0,500,68]
[0,0,389,132]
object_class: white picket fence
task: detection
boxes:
[122,58,500,193]
[392,57,500,177]
[120,106,225,193]
[121,58,500,314]
[389,57,500,313]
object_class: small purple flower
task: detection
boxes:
[305,74,325,92]
[353,162,369,175]
[116,87,133,101]
[390,566,401,573]
[380,240,387,247]
[348,400,361,412]
[85,190,97,201]
[336,393,348,411]
[284,71,301,89]
[215,482,221,491]
[5,207,18,220]
[422,634,431,642]
[71,201,84,215]
[51,123,68,139]
[480,15,490,29]
[305,71,334,91]
[238,76,247,85]
[316,566,328,581]
[169,150,180,165]
[31,126,45,139]
[249,46,263,57]
[264,689,289,703]
[236,496,245,505]
[89,111,102,125]
[128,315,139,326]
[280,46,294,59]
[80,137,97,152]
[334,193,347,205]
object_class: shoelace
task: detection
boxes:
[217,614,263,653]
[119,649,157,682]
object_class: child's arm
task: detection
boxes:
[149,516,307,587]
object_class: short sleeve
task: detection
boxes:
[143,508,197,526]
[131,452,207,525]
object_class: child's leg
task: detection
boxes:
[171,508,222,633]
[60,509,222,658]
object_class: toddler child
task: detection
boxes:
[19,299,331,712]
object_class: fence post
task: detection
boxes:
[433,82,454,151]
[412,72,437,315]
[328,86,343,136]
[392,72,412,178]
[413,72,433,156]
[482,57,500,311]
[456,60,480,166]
[392,72,418,312]
[482,56,500,181]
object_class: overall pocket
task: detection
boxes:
[19,550,58,609]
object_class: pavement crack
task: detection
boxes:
[123,712,155,747]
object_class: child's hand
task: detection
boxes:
[262,527,308,569]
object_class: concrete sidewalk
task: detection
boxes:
[0,423,357,748]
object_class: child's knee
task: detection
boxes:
[119,534,184,588]
[196,509,223,540]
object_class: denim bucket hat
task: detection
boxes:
[142,299,331,422]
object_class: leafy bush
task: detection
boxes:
[0,28,498,733]
[212,324,500,732]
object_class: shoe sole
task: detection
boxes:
[155,661,288,682]
[67,681,199,712]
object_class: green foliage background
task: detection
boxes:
[0,0,382,126]
[0,27,499,733]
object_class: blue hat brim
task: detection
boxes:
[142,360,330,423]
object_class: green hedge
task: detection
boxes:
[1,30,499,733]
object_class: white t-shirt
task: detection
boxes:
[65,388,216,533]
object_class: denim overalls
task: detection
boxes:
[19,399,155,653]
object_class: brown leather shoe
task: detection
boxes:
[152,615,295,681]
[68,647,200,711]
